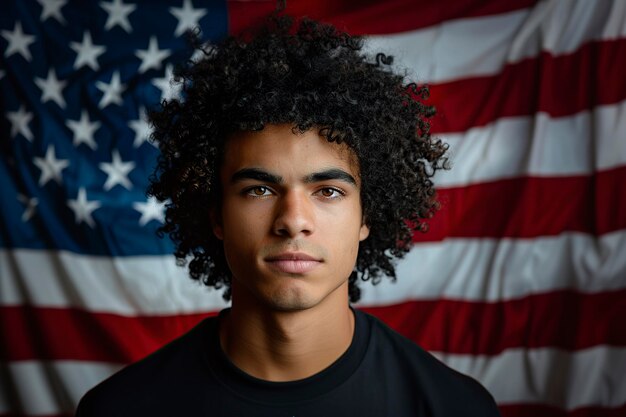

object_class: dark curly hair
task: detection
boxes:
[147,14,448,303]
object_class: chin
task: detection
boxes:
[259,282,327,312]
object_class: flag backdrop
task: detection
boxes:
[1,0,625,416]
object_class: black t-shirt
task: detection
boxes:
[76,308,500,416]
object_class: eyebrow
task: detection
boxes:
[231,167,357,187]
[303,168,357,186]
[231,168,282,184]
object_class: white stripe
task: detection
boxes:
[3,347,625,414]
[0,361,122,415]
[0,249,230,315]
[363,0,626,83]
[358,230,626,305]
[2,230,625,313]
[435,102,626,187]
[434,346,626,410]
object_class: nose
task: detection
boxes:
[272,189,315,238]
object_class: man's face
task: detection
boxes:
[214,124,370,312]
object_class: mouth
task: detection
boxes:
[264,252,323,274]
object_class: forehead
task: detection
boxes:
[221,124,360,180]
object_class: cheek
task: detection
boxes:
[220,208,261,279]
[324,205,364,258]
[220,199,270,247]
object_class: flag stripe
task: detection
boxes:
[0,249,230,314]
[227,0,538,35]
[434,346,626,410]
[0,361,123,416]
[422,167,626,242]
[3,231,625,313]
[0,306,210,362]
[362,231,626,304]
[437,103,626,187]
[429,38,626,133]
[3,289,625,362]
[364,0,626,84]
[362,290,626,354]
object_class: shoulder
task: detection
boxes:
[75,315,218,417]
[358,310,501,417]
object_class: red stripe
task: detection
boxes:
[499,404,626,417]
[2,289,625,362]
[429,39,626,133]
[227,0,538,35]
[0,307,213,363]
[416,166,626,242]
[362,289,626,354]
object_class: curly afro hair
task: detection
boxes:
[147,14,448,303]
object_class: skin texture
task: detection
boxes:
[213,124,369,381]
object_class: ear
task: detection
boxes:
[210,206,224,240]
[359,223,370,241]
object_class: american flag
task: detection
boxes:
[1,0,625,416]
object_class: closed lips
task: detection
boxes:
[265,253,322,274]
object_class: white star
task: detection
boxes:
[152,64,181,102]
[96,71,125,108]
[7,105,34,141]
[67,187,101,228]
[33,144,70,186]
[35,68,67,108]
[136,36,171,73]
[169,0,207,37]
[38,0,67,24]
[71,31,106,71]
[133,196,165,226]
[99,149,135,190]
[101,0,136,33]
[67,110,101,150]
[129,107,154,148]
[2,22,36,61]
[17,194,39,222]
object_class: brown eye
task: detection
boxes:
[319,188,344,199]
[253,186,268,196]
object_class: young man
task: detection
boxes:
[76,15,500,417]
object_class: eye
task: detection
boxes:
[246,186,272,197]
[317,187,344,199]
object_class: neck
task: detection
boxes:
[219,283,355,382]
